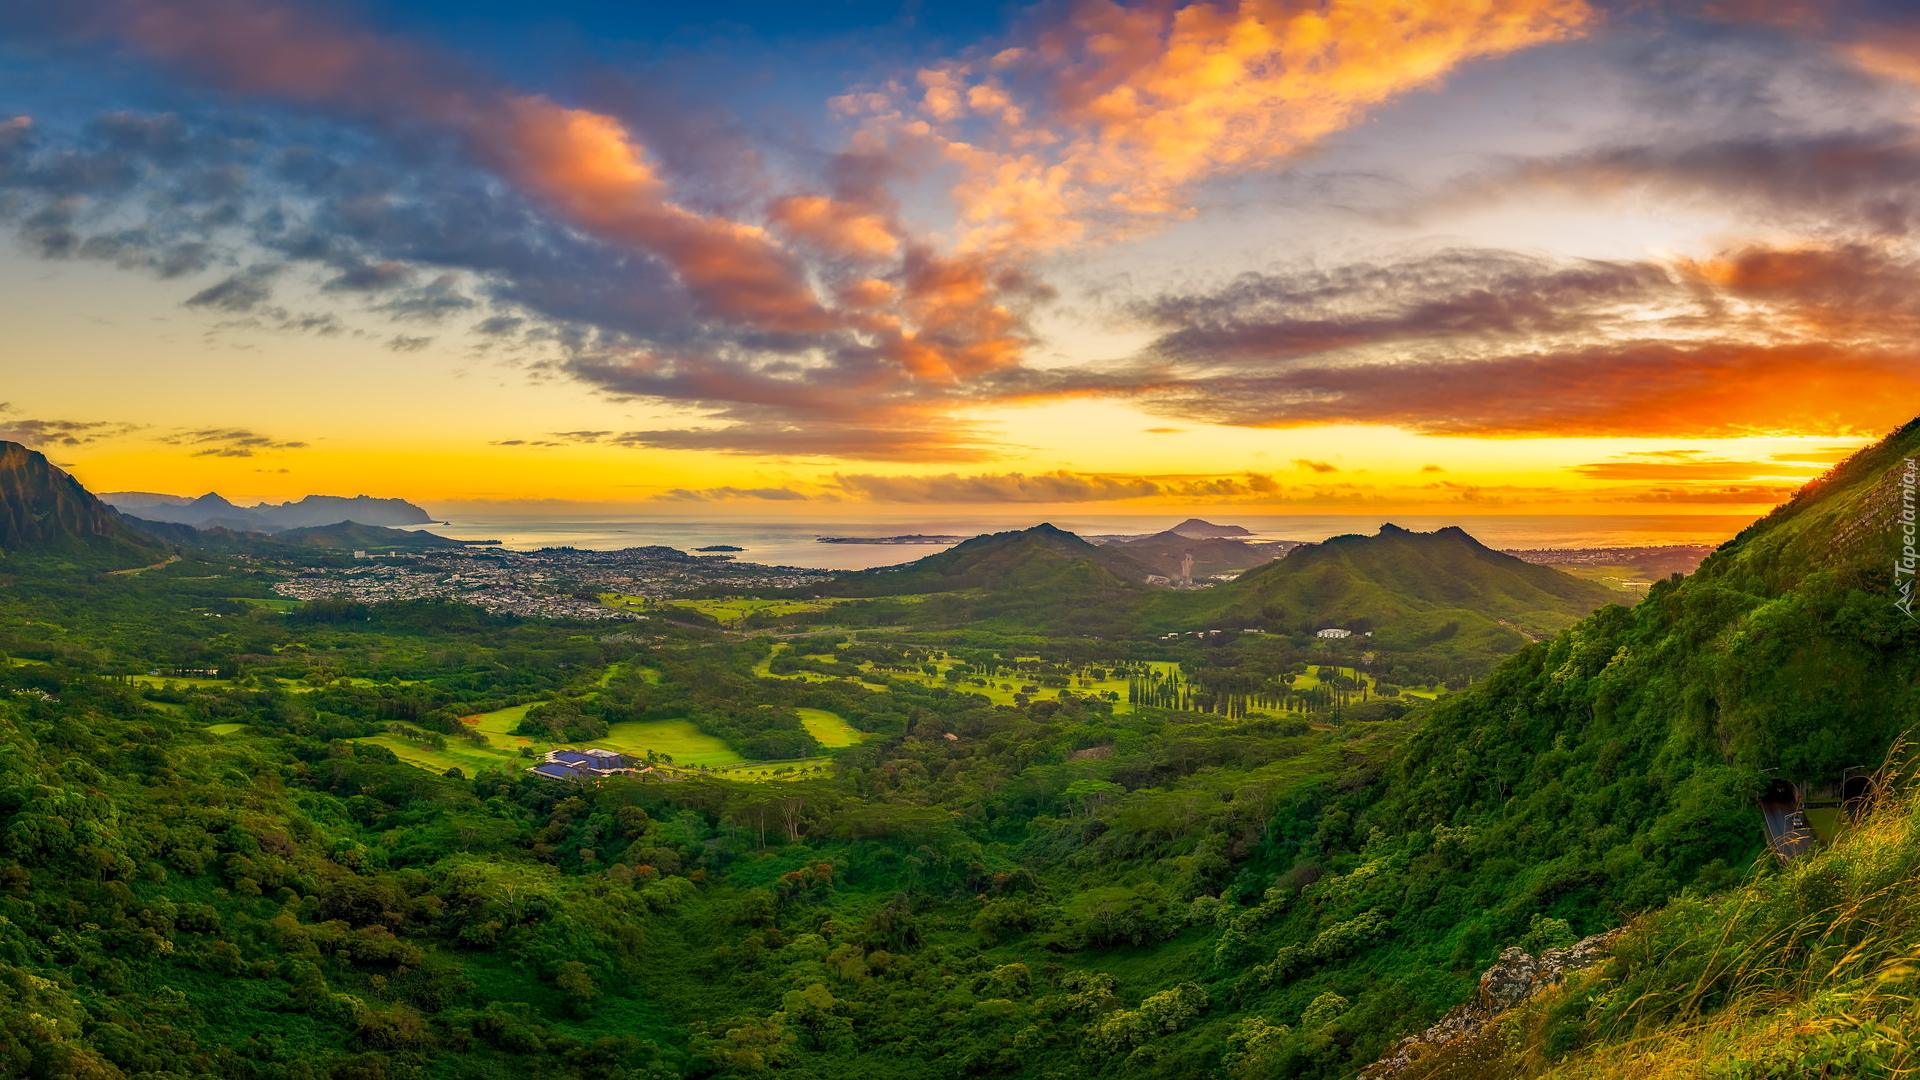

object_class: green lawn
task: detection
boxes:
[367,706,748,774]
[231,597,306,611]
[203,723,249,736]
[590,719,745,767]
[1550,563,1655,595]
[797,707,863,747]
[713,759,834,780]
[362,734,515,777]
[132,675,228,689]
[133,673,422,695]
[467,703,538,742]
[663,597,847,627]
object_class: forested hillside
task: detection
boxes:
[1147,524,1619,640]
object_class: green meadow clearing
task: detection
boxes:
[130,673,422,693]
[666,597,843,626]
[231,597,306,611]
[598,595,847,626]
[710,759,834,780]
[588,719,744,766]
[359,703,869,777]
[1551,563,1658,595]
[130,674,228,689]
[797,707,863,747]
[136,657,848,780]
[604,593,927,628]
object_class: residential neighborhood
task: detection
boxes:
[271,545,833,617]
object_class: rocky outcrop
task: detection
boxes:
[0,442,163,560]
[1359,929,1624,1079]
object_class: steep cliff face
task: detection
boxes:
[0,442,166,561]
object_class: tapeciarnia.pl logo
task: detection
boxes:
[1898,456,1918,621]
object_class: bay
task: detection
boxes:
[401,513,1755,572]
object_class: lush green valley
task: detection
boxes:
[1,426,1918,1080]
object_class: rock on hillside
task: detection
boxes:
[1360,930,1624,1079]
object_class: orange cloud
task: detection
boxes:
[490,97,831,332]
[848,0,1593,252]
[830,468,1287,502]
[768,195,902,259]
[1674,243,1920,338]
[1699,0,1836,31]
[876,250,1034,381]
[1848,27,1920,87]
[1570,458,1825,482]
[1138,342,1920,439]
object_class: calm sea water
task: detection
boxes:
[402,513,1757,571]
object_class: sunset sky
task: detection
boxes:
[5,0,1919,521]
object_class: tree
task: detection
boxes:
[556,961,598,1004]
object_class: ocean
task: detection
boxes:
[403,513,1758,571]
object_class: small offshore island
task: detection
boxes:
[694,544,744,552]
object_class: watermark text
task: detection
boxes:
[1897,456,1917,620]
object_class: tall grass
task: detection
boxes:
[1408,745,1920,1080]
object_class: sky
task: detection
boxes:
[4,0,1920,524]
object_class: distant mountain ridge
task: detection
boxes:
[98,490,433,533]
[823,522,1161,596]
[1146,523,1622,641]
[805,519,1618,642]
[0,442,168,563]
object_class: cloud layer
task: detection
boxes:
[4,0,1920,469]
